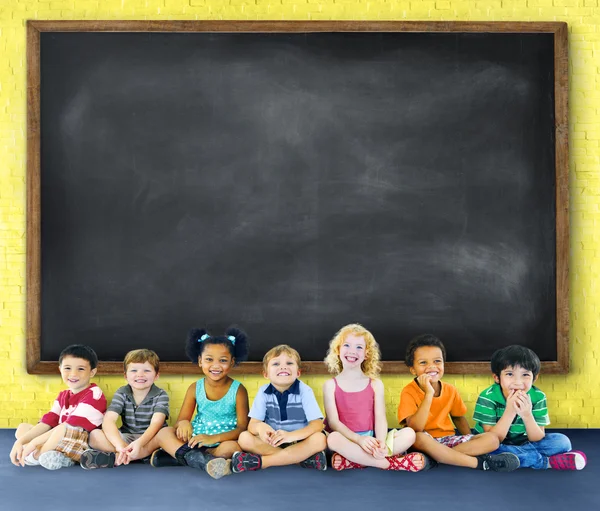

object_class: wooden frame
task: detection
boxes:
[26,20,569,375]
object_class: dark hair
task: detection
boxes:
[405,334,446,367]
[491,345,541,378]
[185,326,249,367]
[59,344,99,370]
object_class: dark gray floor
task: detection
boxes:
[1,429,597,511]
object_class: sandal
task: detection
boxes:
[331,452,365,471]
[386,452,436,472]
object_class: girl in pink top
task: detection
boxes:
[323,324,432,471]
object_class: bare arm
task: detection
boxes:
[174,383,197,427]
[14,423,52,446]
[322,379,361,443]
[451,416,472,436]
[404,375,435,432]
[102,411,128,450]
[283,419,323,443]
[372,379,388,443]
[135,412,167,448]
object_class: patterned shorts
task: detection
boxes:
[55,424,89,462]
[426,432,473,448]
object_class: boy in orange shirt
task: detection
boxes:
[397,334,519,472]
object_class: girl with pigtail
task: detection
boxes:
[150,326,250,479]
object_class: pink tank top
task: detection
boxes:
[331,378,375,433]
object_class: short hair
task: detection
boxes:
[324,323,381,378]
[491,345,541,378]
[185,326,249,367]
[59,344,99,370]
[405,334,446,367]
[262,344,301,373]
[123,349,160,373]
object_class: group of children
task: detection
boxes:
[9,323,587,477]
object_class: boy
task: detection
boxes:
[9,344,107,470]
[473,344,586,470]
[397,334,519,472]
[232,344,327,472]
[79,349,169,469]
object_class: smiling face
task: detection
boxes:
[494,365,537,399]
[339,334,366,370]
[409,346,445,383]
[264,352,300,390]
[200,343,234,382]
[125,361,158,391]
[59,356,96,394]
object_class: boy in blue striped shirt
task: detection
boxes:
[473,345,586,470]
[232,345,327,472]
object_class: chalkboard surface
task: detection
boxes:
[27,22,569,373]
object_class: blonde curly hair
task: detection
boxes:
[324,323,381,378]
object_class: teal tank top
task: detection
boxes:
[190,378,240,443]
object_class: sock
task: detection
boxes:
[24,451,41,466]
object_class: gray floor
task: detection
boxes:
[1,429,597,511]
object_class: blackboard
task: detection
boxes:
[26,21,569,374]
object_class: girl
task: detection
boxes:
[323,324,433,471]
[150,326,250,479]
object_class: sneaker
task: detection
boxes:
[478,453,520,472]
[299,450,327,471]
[183,448,231,479]
[150,448,182,468]
[79,449,116,470]
[549,451,587,470]
[231,451,262,473]
[38,451,76,470]
[23,451,41,466]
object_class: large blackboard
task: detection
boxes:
[27,21,569,374]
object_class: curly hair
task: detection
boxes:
[404,333,446,367]
[185,326,249,367]
[324,323,381,378]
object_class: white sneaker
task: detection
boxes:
[23,451,41,466]
[39,451,76,470]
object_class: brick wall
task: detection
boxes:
[1,0,598,428]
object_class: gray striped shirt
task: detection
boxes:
[107,384,169,434]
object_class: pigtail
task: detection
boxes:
[224,325,249,366]
[185,327,210,363]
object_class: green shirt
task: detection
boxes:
[473,383,549,445]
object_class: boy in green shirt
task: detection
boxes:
[473,345,586,470]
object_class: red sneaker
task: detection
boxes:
[549,451,587,470]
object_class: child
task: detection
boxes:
[324,324,433,471]
[9,344,107,470]
[149,326,250,479]
[397,334,519,472]
[232,344,327,472]
[79,349,169,469]
[473,345,587,470]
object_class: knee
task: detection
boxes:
[413,432,429,450]
[156,426,174,440]
[483,432,500,450]
[309,432,327,451]
[400,427,417,446]
[547,433,572,453]
[238,431,255,450]
[326,432,343,451]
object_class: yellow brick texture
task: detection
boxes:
[1,0,599,428]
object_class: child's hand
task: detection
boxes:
[514,391,533,417]
[258,424,276,445]
[115,446,130,466]
[357,435,378,455]
[9,440,24,467]
[124,438,143,461]
[270,430,293,447]
[372,440,387,460]
[188,434,212,449]
[18,442,37,467]
[176,421,193,442]
[416,374,435,396]
[505,389,520,415]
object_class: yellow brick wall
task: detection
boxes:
[0,0,598,429]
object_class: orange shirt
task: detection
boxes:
[397,379,467,438]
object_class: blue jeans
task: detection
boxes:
[492,433,571,469]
